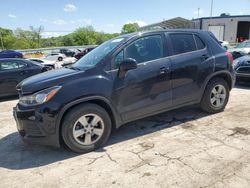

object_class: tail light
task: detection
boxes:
[226,51,234,64]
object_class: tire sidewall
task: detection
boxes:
[62,104,111,153]
[201,78,230,113]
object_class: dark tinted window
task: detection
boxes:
[18,62,28,68]
[194,35,206,50]
[125,35,163,64]
[0,61,19,71]
[170,34,196,55]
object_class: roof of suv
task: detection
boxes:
[118,29,209,40]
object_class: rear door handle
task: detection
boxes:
[20,70,28,75]
[160,67,170,74]
[201,54,209,61]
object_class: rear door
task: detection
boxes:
[166,32,212,106]
[111,34,172,121]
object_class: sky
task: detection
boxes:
[0,0,250,38]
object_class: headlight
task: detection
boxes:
[233,59,239,68]
[19,86,62,106]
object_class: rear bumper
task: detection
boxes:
[13,106,60,147]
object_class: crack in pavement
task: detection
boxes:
[105,152,118,164]
[86,155,105,165]
[229,127,250,136]
[126,150,207,176]
[203,155,250,188]
[187,129,250,154]
[157,153,207,176]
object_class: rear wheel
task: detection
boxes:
[200,78,229,113]
[62,103,112,153]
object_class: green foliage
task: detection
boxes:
[0,26,44,50]
[0,23,135,50]
[121,23,140,34]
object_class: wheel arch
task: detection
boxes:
[56,96,121,145]
[200,71,234,102]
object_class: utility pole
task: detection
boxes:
[0,31,4,50]
[198,8,200,18]
[210,0,214,18]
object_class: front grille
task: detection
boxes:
[237,67,250,74]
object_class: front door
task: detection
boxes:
[111,34,172,121]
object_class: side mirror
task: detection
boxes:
[118,58,137,78]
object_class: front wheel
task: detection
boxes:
[62,103,112,153]
[58,57,63,61]
[200,78,230,113]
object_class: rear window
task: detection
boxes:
[169,34,196,55]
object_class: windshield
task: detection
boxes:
[235,42,246,48]
[73,37,125,69]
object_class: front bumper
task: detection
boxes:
[236,72,250,78]
[13,105,60,147]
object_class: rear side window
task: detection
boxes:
[0,61,19,71]
[18,62,28,69]
[170,34,196,55]
[194,35,206,50]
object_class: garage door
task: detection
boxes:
[208,25,225,41]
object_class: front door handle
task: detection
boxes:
[160,67,170,74]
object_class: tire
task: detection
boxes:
[58,57,63,61]
[62,103,112,153]
[200,78,230,113]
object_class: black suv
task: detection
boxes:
[13,30,235,153]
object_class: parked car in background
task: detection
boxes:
[62,57,78,67]
[229,40,250,58]
[59,48,75,57]
[0,58,49,97]
[219,40,230,50]
[28,58,61,69]
[234,55,250,82]
[44,53,66,61]
[14,29,235,153]
[0,50,23,58]
[74,47,95,60]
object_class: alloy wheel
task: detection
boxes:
[72,114,104,145]
[210,84,227,108]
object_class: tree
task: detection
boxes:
[0,27,15,49]
[121,23,140,34]
[0,25,121,49]
[29,26,44,46]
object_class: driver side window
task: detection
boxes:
[125,35,163,64]
[114,35,163,69]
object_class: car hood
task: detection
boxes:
[17,68,83,94]
[234,55,250,69]
[235,55,250,62]
[229,48,249,54]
